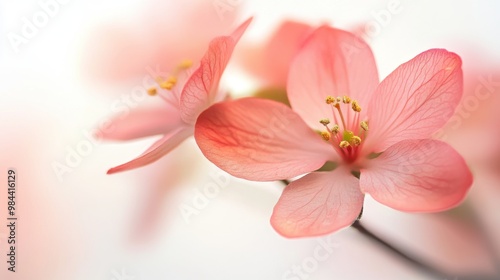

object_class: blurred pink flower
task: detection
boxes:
[439,60,500,257]
[83,1,241,83]
[103,18,252,174]
[238,20,313,88]
[195,26,472,237]
[438,63,500,170]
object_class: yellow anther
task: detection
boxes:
[343,96,351,104]
[325,96,335,104]
[321,131,331,141]
[159,76,178,90]
[352,100,362,112]
[339,140,350,148]
[319,118,330,125]
[351,136,362,146]
[179,59,193,69]
[336,96,342,103]
[147,87,157,96]
[167,76,177,83]
[360,121,369,131]
[332,124,340,134]
[160,81,175,90]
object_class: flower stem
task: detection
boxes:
[351,219,499,280]
[468,204,500,274]
[351,219,450,279]
[278,180,499,279]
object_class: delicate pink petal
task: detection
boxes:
[288,25,379,131]
[83,26,150,82]
[439,64,500,165]
[360,139,472,212]
[107,127,193,174]
[442,126,498,168]
[366,49,463,153]
[180,18,252,124]
[271,168,364,237]
[238,21,313,87]
[195,98,335,181]
[84,1,240,84]
[97,105,182,141]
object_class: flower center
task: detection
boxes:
[319,95,368,163]
[147,59,193,96]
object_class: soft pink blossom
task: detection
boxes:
[103,18,252,174]
[83,1,241,83]
[238,20,313,87]
[439,62,500,255]
[438,64,500,170]
[195,26,472,237]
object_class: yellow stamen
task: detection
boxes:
[179,59,193,69]
[334,103,347,129]
[318,95,367,159]
[360,121,369,131]
[155,60,192,91]
[167,76,177,83]
[159,76,178,90]
[160,82,174,90]
[352,100,362,112]
[351,136,362,146]
[147,87,157,96]
[339,141,350,148]
[319,118,330,125]
[321,131,331,141]
[325,96,335,104]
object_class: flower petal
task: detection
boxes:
[194,98,335,181]
[366,49,463,153]
[107,127,193,174]
[97,105,182,141]
[180,18,252,125]
[360,139,472,212]
[271,168,364,237]
[287,25,379,131]
[239,20,313,87]
[84,1,240,83]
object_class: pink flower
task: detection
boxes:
[195,26,473,237]
[439,62,500,253]
[438,64,500,170]
[103,18,252,174]
[238,20,313,88]
[83,1,241,83]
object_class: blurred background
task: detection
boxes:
[1,0,499,279]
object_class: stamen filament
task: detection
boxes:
[319,95,367,163]
[354,112,360,134]
[333,103,347,130]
